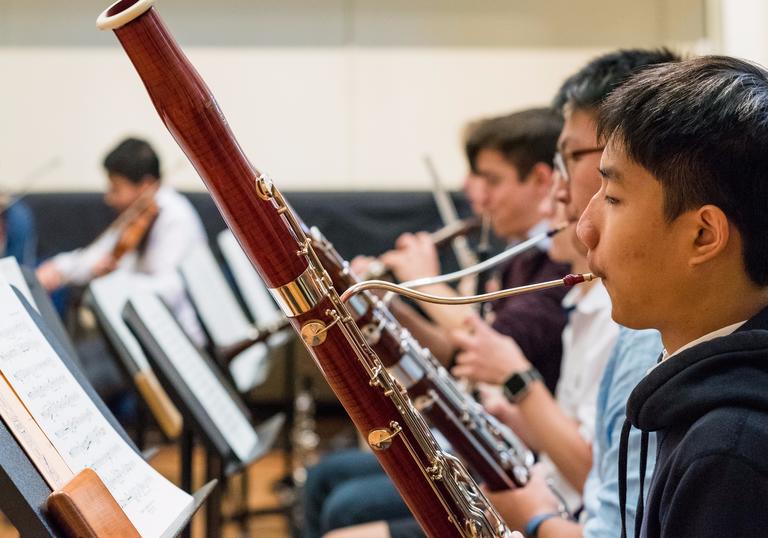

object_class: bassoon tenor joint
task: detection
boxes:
[254,174,510,537]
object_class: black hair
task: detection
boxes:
[464,108,563,180]
[598,55,768,286]
[553,48,681,114]
[103,137,160,184]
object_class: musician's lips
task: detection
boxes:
[586,254,606,280]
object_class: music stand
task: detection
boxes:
[0,288,213,537]
[179,242,273,393]
[123,293,285,538]
[84,273,183,445]
[216,229,286,329]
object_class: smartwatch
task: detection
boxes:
[503,367,542,403]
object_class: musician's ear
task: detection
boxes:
[526,162,554,194]
[138,174,159,190]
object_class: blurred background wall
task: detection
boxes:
[1,0,762,192]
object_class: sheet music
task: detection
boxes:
[0,257,35,308]
[89,273,151,371]
[0,278,192,537]
[180,243,254,347]
[217,230,284,327]
[229,342,270,393]
[128,293,259,461]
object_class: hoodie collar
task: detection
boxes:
[627,305,768,432]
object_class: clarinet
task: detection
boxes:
[308,227,533,491]
[97,2,512,536]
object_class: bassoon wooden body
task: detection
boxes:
[97,1,512,536]
[308,227,533,491]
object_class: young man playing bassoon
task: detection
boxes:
[578,55,768,537]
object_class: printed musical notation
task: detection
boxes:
[0,277,192,537]
[0,257,35,309]
[129,293,259,461]
[0,371,73,490]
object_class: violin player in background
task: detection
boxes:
[0,193,38,267]
[36,137,206,344]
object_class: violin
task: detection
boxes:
[111,198,158,261]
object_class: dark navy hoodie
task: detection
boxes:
[619,306,768,538]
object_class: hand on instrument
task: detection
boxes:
[477,383,518,423]
[91,254,119,278]
[451,314,531,384]
[35,260,64,292]
[483,464,562,532]
[379,232,440,282]
[350,255,376,278]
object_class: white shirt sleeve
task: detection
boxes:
[51,230,119,286]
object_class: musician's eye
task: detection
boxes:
[604,195,620,206]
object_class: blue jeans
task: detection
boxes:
[303,449,411,537]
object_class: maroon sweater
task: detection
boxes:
[490,248,569,392]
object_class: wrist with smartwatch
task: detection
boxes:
[524,511,562,537]
[503,366,542,403]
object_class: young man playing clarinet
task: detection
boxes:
[379,108,570,393]
[577,55,768,537]
[305,109,569,538]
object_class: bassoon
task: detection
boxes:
[307,226,534,491]
[97,1,512,535]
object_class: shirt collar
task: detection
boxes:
[661,320,747,361]
[528,219,550,238]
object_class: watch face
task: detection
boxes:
[506,373,528,395]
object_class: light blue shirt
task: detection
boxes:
[582,327,662,538]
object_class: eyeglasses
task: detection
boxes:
[553,147,604,183]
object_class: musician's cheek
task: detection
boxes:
[104,174,141,213]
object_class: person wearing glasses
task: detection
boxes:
[320,50,679,538]
[476,49,679,538]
